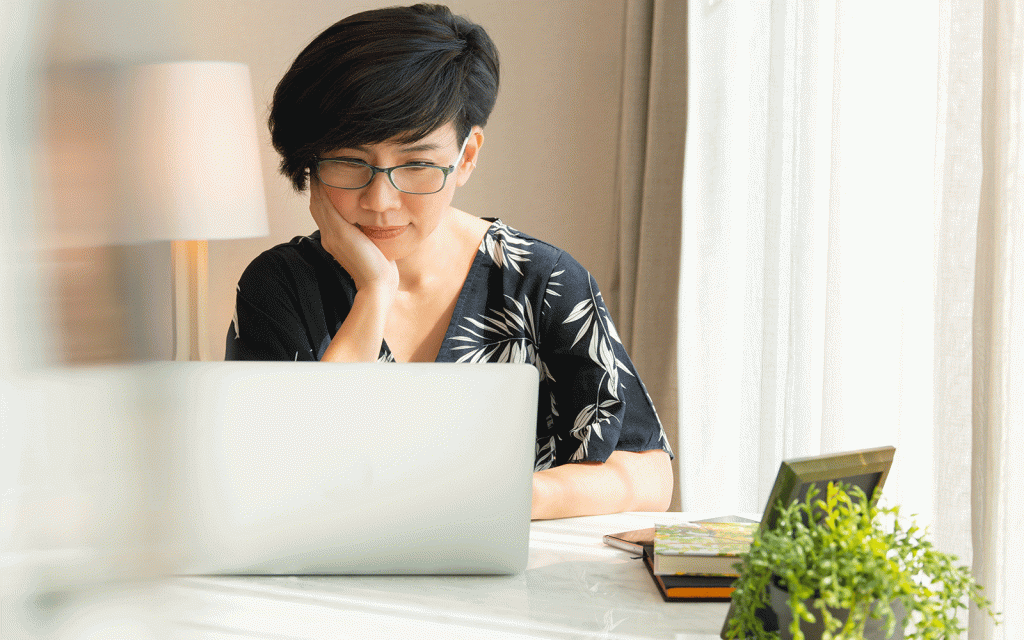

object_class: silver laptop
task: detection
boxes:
[154,362,538,575]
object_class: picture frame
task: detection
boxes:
[720,445,896,639]
[756,445,896,531]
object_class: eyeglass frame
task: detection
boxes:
[313,134,471,195]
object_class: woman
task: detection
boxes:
[227,3,673,519]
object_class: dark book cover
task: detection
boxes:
[642,550,736,602]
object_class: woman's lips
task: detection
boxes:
[357,224,407,240]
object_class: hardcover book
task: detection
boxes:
[653,521,758,576]
[643,550,737,602]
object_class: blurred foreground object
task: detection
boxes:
[2,3,266,637]
[123,62,268,361]
[2,367,165,638]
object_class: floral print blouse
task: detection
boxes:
[226,219,672,470]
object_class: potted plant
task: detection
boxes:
[723,482,998,640]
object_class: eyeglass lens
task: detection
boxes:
[317,162,447,194]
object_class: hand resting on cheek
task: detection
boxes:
[309,179,399,297]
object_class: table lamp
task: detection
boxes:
[124,61,268,360]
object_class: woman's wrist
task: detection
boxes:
[358,276,398,306]
[530,469,563,520]
[321,284,394,363]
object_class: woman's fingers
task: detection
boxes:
[308,180,398,294]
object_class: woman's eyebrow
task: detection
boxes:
[329,141,445,155]
[399,141,444,153]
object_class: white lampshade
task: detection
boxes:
[123,61,268,242]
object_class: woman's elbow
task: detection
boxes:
[647,450,674,512]
[611,449,675,512]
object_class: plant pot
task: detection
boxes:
[767,580,905,640]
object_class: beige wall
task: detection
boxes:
[43,0,629,361]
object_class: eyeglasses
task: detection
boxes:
[315,135,470,195]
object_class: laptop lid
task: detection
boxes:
[157,362,538,575]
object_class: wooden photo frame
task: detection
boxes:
[756,445,896,531]
[720,445,896,639]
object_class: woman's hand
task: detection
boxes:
[309,178,399,297]
[311,178,399,362]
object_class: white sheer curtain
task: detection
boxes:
[679,0,1021,636]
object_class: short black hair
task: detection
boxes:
[269,3,500,191]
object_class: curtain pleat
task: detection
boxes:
[615,0,686,510]
[971,0,1023,636]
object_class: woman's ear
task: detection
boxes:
[455,126,484,187]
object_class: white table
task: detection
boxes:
[160,512,736,640]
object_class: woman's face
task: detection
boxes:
[316,123,480,262]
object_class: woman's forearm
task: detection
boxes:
[531,449,674,520]
[320,286,394,362]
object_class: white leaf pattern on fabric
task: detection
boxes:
[452,294,539,365]
[479,220,533,274]
[565,298,592,323]
[542,269,565,315]
[231,284,241,339]
[555,270,632,460]
[535,436,555,471]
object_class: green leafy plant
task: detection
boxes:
[724,482,998,640]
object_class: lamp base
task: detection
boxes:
[172,240,210,361]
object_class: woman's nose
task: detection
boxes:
[358,172,402,212]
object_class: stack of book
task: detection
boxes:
[645,521,759,602]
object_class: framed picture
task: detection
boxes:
[720,445,896,639]
[757,445,896,531]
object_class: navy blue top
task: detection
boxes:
[227,219,672,470]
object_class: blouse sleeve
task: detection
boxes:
[536,252,672,467]
[225,251,319,362]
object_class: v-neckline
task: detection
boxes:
[379,218,499,363]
